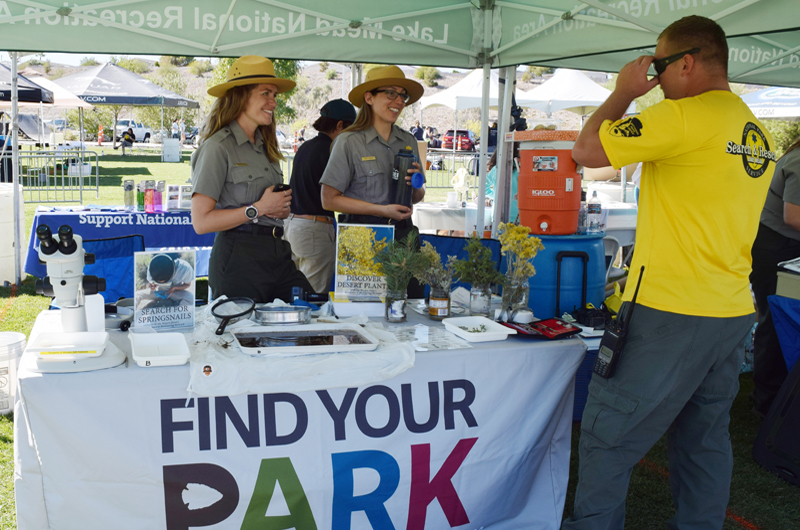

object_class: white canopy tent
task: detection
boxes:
[0,0,798,285]
[520,68,635,117]
[420,69,533,111]
[741,86,800,121]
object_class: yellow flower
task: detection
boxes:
[498,222,544,283]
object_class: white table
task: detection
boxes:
[412,202,493,234]
[15,310,586,530]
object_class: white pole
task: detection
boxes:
[475,7,493,237]
[11,52,21,286]
[494,66,515,236]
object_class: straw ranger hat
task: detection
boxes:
[208,56,296,98]
[348,65,424,108]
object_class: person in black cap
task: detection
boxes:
[135,253,195,309]
[284,99,356,293]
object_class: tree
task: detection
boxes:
[205,58,300,125]
[319,61,329,72]
[65,105,122,143]
[115,56,151,74]
[80,57,98,67]
[160,56,195,67]
[136,68,199,135]
[414,66,441,87]
[521,66,549,83]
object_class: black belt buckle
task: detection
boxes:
[271,226,284,238]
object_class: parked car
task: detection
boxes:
[184,126,199,145]
[442,129,477,151]
[114,119,152,143]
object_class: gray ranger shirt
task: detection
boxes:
[191,120,284,228]
[319,125,424,207]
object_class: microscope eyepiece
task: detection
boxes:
[36,225,59,255]
[57,225,78,255]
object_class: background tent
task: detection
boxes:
[54,63,199,108]
[420,69,523,111]
[25,77,94,110]
[520,69,636,117]
[742,87,800,121]
[0,64,52,103]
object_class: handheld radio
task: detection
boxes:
[592,266,644,379]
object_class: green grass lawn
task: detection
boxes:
[1,152,799,528]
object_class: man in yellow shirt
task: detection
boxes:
[563,16,776,530]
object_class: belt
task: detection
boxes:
[338,214,413,230]
[289,214,335,225]
[229,223,284,238]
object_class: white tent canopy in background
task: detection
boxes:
[742,86,800,121]
[420,69,521,111]
[520,69,635,117]
[25,77,94,109]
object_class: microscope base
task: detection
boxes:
[24,340,126,374]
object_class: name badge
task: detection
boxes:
[235,163,248,166]
[361,156,376,161]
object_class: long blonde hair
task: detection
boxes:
[342,99,375,134]
[200,84,284,163]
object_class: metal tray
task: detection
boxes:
[232,323,379,356]
[252,304,312,325]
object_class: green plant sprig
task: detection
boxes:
[452,236,505,288]
[374,233,427,293]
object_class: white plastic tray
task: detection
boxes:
[442,316,517,342]
[27,331,108,359]
[129,333,190,367]
[232,323,379,356]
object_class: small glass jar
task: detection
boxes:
[428,286,451,321]
[469,283,492,317]
[385,289,408,323]
[502,278,529,314]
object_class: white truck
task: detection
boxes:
[115,119,152,143]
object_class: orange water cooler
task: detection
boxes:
[515,130,581,235]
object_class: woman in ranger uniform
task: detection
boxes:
[191,55,312,303]
[319,65,426,297]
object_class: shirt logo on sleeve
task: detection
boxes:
[610,117,643,137]
[725,122,777,178]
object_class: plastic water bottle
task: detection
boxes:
[577,190,587,235]
[587,190,602,234]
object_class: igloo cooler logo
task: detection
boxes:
[531,189,556,196]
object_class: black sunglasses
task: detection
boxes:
[372,89,411,104]
[653,48,700,76]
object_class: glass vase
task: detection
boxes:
[502,277,529,315]
[469,283,492,317]
[385,289,408,323]
[428,286,451,321]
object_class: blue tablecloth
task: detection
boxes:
[768,294,800,373]
[25,208,214,279]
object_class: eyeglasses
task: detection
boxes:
[372,89,411,104]
[653,48,700,76]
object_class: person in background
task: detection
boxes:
[115,128,135,156]
[480,143,519,223]
[171,118,180,139]
[191,55,313,303]
[563,16,775,529]
[487,121,498,153]
[750,136,800,419]
[410,120,424,141]
[320,65,426,298]
[180,118,186,144]
[284,99,356,294]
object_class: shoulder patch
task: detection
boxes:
[610,117,644,138]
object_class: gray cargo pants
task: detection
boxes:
[562,304,753,530]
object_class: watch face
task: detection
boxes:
[245,206,258,219]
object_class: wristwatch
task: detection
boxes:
[244,204,259,223]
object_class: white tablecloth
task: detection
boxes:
[412,202,493,233]
[14,311,586,530]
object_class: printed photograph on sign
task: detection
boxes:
[334,224,394,302]
[134,250,195,330]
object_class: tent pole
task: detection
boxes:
[11,52,21,286]
[475,6,493,238]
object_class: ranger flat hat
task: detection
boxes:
[348,65,424,108]
[208,56,296,98]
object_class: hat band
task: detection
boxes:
[228,73,277,83]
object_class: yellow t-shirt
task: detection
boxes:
[599,90,777,317]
